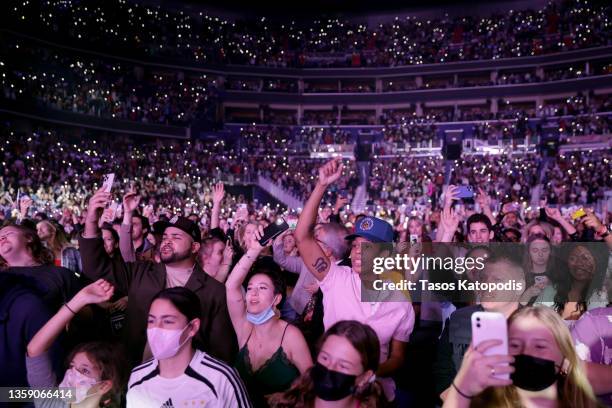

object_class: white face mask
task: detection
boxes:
[58,367,101,404]
[147,322,192,360]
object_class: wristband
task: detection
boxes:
[64,303,77,315]
[452,382,473,399]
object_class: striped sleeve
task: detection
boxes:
[200,354,252,408]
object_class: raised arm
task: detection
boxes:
[27,279,114,358]
[79,188,131,293]
[436,186,461,243]
[436,205,462,243]
[211,182,224,230]
[214,242,234,284]
[545,206,577,237]
[272,231,303,274]
[83,187,110,239]
[294,158,343,281]
[476,187,495,226]
[225,226,266,342]
[442,340,513,407]
[118,190,141,262]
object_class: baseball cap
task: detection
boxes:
[159,216,202,243]
[345,216,394,243]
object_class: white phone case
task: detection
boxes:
[471,311,509,380]
[102,173,115,193]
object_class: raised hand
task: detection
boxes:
[476,187,491,208]
[334,195,349,212]
[85,187,111,224]
[246,225,267,252]
[212,182,225,205]
[122,190,141,214]
[318,158,344,187]
[452,340,514,398]
[72,279,115,309]
[583,209,603,231]
[440,205,461,234]
[222,241,234,264]
[443,185,459,209]
[544,206,562,221]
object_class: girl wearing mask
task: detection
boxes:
[269,320,387,408]
[26,279,125,407]
[127,287,251,407]
[444,306,601,408]
[227,226,312,407]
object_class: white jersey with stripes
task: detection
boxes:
[127,349,252,408]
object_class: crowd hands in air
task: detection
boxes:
[1,154,611,408]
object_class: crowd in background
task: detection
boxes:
[1,138,611,407]
[1,0,611,407]
[7,0,611,67]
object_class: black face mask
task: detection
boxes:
[511,354,560,391]
[311,362,357,401]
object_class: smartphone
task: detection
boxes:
[471,311,509,380]
[456,185,474,199]
[539,207,548,222]
[534,275,549,287]
[102,173,115,193]
[259,218,289,246]
[409,234,419,244]
[571,208,586,220]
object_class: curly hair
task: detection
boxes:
[550,243,608,316]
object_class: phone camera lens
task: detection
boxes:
[476,317,480,321]
[476,323,481,328]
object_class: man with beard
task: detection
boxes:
[79,187,236,367]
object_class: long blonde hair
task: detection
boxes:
[472,306,600,408]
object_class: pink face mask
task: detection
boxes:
[147,322,192,360]
[59,367,101,404]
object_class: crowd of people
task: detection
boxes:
[1,147,611,407]
[1,36,219,126]
[2,32,610,132]
[7,0,611,67]
[1,1,612,405]
[544,151,612,205]
[448,155,540,204]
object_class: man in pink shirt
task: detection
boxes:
[295,158,415,402]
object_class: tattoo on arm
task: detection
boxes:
[312,257,329,274]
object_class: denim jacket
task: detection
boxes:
[61,246,82,277]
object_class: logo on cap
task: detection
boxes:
[360,218,374,231]
[170,215,179,224]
